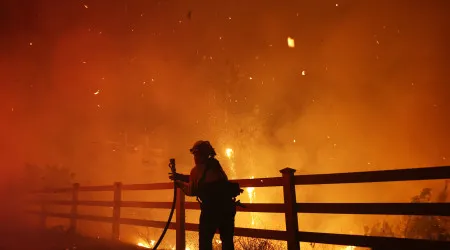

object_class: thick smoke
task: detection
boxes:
[1,0,449,238]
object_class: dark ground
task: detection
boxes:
[0,228,142,250]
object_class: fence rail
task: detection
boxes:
[29,166,450,250]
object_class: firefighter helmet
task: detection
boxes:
[189,140,216,157]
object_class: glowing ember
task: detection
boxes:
[94,90,100,95]
[287,37,295,48]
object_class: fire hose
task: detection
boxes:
[152,158,177,250]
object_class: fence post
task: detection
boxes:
[176,187,186,250]
[112,182,122,241]
[70,183,80,233]
[280,168,300,250]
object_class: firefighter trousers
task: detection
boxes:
[199,201,236,250]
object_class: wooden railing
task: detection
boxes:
[29,166,450,250]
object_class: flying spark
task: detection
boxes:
[84,4,88,9]
[302,70,306,76]
[94,90,100,95]
[287,37,295,48]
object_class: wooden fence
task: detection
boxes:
[30,166,450,250]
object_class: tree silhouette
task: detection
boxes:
[364,181,450,242]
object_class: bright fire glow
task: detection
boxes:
[247,187,255,196]
[343,246,355,250]
[137,242,150,248]
[137,240,155,249]
[247,176,256,226]
[225,147,236,178]
[287,37,295,48]
[247,176,255,203]
[225,148,234,158]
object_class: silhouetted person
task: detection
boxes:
[170,141,237,250]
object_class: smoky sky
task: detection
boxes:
[1,0,450,187]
